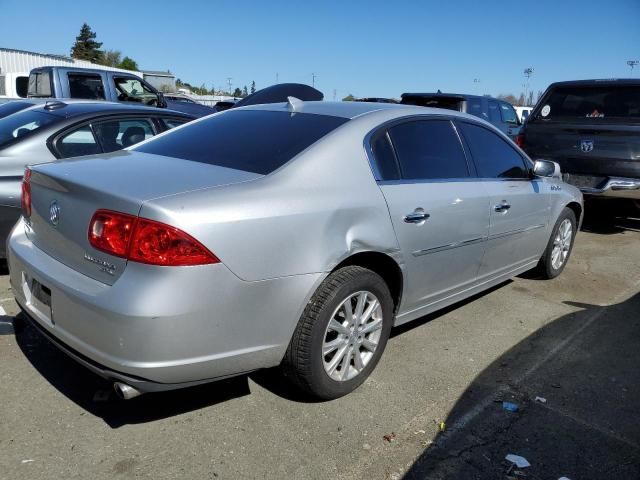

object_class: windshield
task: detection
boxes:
[534,85,640,121]
[0,109,59,149]
[134,110,349,175]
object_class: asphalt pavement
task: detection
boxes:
[0,211,639,479]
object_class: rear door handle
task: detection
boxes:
[404,209,430,224]
[494,201,511,213]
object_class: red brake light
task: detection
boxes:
[88,209,219,266]
[21,168,32,217]
[515,133,525,149]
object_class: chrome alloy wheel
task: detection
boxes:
[551,218,573,270]
[322,291,383,382]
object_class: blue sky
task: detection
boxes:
[1,0,638,99]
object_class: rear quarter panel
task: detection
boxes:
[139,115,403,282]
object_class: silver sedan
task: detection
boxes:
[8,100,583,400]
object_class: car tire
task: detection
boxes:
[282,266,394,400]
[536,207,577,279]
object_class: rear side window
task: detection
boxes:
[0,110,59,149]
[57,126,101,158]
[459,122,528,179]
[370,130,400,180]
[134,110,348,175]
[535,85,640,120]
[465,98,483,118]
[68,73,105,100]
[388,120,469,180]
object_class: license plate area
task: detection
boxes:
[22,272,54,325]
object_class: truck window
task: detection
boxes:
[113,77,158,105]
[68,73,105,100]
[536,85,640,120]
[27,71,52,97]
[500,102,519,125]
[488,100,501,124]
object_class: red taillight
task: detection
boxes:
[21,168,31,217]
[515,133,525,149]
[88,209,219,266]
[89,210,136,257]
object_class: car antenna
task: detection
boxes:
[287,96,303,112]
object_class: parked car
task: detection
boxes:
[519,79,640,210]
[401,92,522,140]
[0,99,40,119]
[8,101,582,400]
[0,101,194,255]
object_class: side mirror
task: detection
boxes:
[533,159,561,179]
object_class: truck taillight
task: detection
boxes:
[21,168,31,218]
[515,133,525,149]
[88,209,219,266]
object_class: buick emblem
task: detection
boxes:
[49,201,61,226]
[580,139,594,153]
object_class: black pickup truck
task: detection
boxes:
[520,79,640,209]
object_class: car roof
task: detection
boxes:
[401,92,496,101]
[546,78,640,88]
[235,100,476,121]
[23,101,194,119]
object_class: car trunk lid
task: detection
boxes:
[25,151,262,285]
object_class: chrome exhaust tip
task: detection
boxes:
[113,382,143,400]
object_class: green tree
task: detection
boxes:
[70,23,103,63]
[250,81,256,94]
[242,85,248,97]
[232,87,243,98]
[100,49,122,67]
[342,94,356,101]
[118,56,139,71]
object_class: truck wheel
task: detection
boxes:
[536,207,577,279]
[282,266,394,400]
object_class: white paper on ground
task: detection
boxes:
[505,454,531,468]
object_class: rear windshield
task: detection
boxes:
[134,110,349,174]
[28,71,53,97]
[0,109,59,149]
[534,85,640,121]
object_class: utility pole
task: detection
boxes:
[523,67,534,106]
[473,78,481,95]
[226,77,232,95]
[628,60,639,76]
[333,89,336,101]
[311,73,317,88]
[276,72,279,84]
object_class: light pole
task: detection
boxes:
[628,60,639,76]
[523,67,534,106]
[473,78,481,95]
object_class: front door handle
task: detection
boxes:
[494,201,511,213]
[404,208,430,224]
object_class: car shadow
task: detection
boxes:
[12,314,251,429]
[403,293,640,480]
[581,199,640,234]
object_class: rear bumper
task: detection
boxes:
[580,177,640,199]
[8,218,321,387]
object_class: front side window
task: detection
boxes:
[68,73,105,100]
[134,110,348,175]
[57,125,100,158]
[388,120,469,180]
[114,77,158,105]
[93,118,155,152]
[500,103,519,125]
[459,122,528,179]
